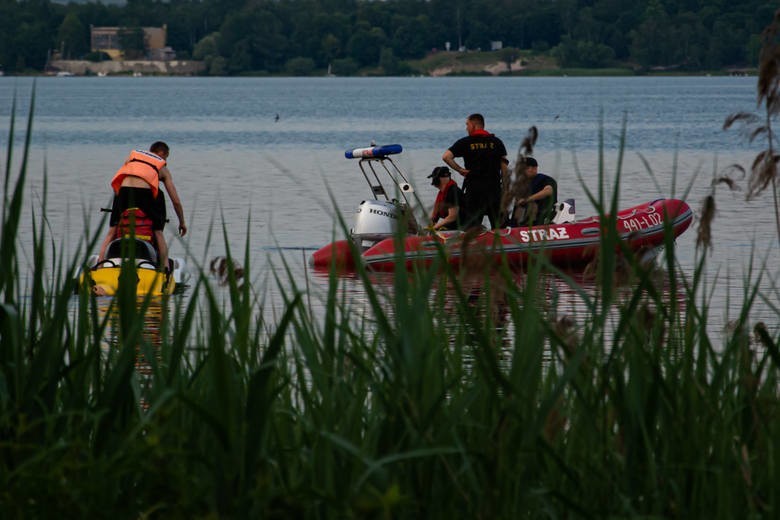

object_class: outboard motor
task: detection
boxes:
[344,143,418,251]
[352,199,415,251]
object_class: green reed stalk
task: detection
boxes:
[1,96,779,517]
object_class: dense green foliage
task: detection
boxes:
[2,91,780,516]
[0,0,776,74]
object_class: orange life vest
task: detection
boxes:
[110,150,166,198]
[115,208,155,243]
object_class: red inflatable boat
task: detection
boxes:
[311,144,693,272]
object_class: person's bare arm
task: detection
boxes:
[433,207,458,230]
[442,150,469,176]
[518,185,553,205]
[159,166,187,236]
[96,226,116,262]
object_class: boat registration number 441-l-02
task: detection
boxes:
[621,211,664,232]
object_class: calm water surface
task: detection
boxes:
[1,76,777,334]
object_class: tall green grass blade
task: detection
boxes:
[2,88,779,517]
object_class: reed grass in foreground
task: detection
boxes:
[2,111,780,519]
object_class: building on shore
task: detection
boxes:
[45,24,199,76]
[90,25,175,61]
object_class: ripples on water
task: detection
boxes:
[0,76,764,150]
[2,76,777,337]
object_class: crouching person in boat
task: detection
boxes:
[96,141,187,271]
[428,166,464,231]
[507,157,557,226]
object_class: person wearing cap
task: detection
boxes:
[511,157,557,226]
[428,166,464,231]
[442,113,508,229]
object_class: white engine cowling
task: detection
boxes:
[352,200,403,250]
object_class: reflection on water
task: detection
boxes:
[97,297,169,411]
[309,258,692,366]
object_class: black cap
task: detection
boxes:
[428,166,451,179]
[524,157,538,167]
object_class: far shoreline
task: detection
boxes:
[3,50,754,79]
[4,69,756,79]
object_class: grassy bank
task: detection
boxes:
[1,101,779,518]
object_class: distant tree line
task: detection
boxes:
[0,0,775,75]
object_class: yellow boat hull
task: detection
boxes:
[79,266,175,297]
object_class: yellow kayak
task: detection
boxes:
[77,236,186,297]
[79,262,175,297]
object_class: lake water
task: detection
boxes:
[1,76,777,334]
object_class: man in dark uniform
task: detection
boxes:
[511,157,557,225]
[428,166,464,231]
[442,113,508,229]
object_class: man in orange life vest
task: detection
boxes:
[97,141,187,271]
[428,166,464,231]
